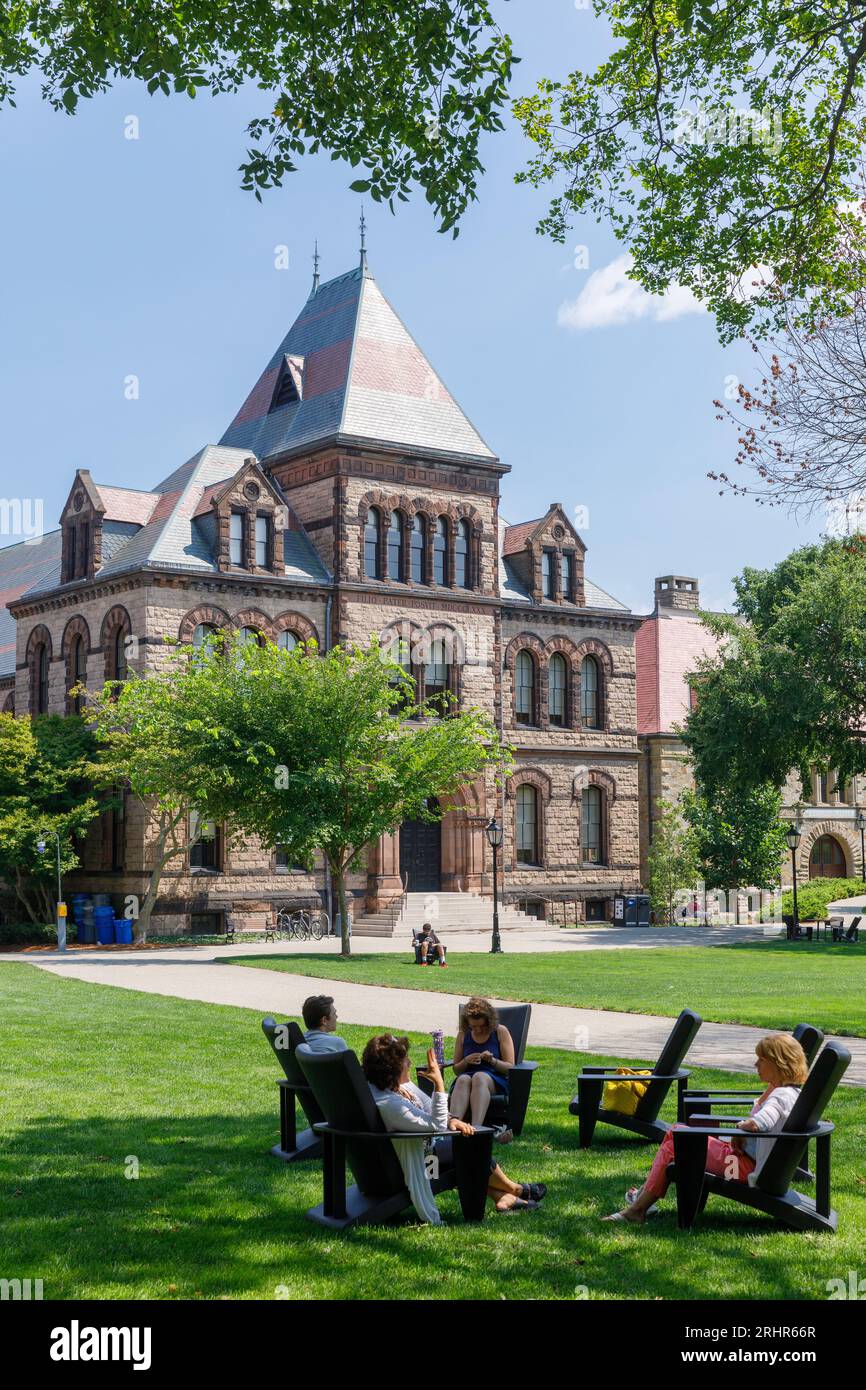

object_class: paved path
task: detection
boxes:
[6,941,863,1085]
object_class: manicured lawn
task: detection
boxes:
[2,960,864,1300]
[228,940,866,1037]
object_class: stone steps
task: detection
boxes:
[352,891,539,938]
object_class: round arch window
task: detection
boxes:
[277,630,299,653]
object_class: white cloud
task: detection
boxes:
[558,254,706,330]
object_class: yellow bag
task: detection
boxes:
[602,1067,653,1116]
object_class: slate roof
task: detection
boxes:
[0,530,63,678]
[17,445,330,603]
[220,264,498,465]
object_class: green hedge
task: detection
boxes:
[780,877,866,922]
[0,921,62,945]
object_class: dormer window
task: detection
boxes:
[255,514,272,568]
[541,550,554,599]
[229,511,245,566]
[269,359,300,411]
[560,552,574,602]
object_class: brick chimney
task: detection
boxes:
[655,575,700,611]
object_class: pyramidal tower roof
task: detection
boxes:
[220,262,497,466]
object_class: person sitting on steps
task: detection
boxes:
[417,921,447,967]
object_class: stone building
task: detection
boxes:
[0,253,643,933]
[635,575,865,889]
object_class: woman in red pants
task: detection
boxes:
[603,1033,808,1225]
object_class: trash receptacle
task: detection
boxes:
[94,905,115,945]
[115,919,133,945]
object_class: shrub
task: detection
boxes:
[0,921,60,945]
[780,877,866,922]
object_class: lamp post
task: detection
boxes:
[857,808,866,881]
[485,816,503,955]
[785,821,802,937]
[36,829,66,953]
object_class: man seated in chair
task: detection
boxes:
[417,921,447,967]
[302,994,348,1053]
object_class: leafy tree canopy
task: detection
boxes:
[515,1,866,339]
[682,538,866,795]
[682,781,787,890]
[0,713,100,923]
[0,1,515,232]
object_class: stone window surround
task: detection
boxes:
[215,466,285,577]
[505,766,552,870]
[504,634,613,732]
[529,541,582,605]
[378,618,464,712]
[357,490,483,592]
[575,768,616,868]
[177,605,320,650]
[26,623,53,716]
[101,605,133,683]
[61,614,91,714]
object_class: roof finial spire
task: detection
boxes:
[312,239,320,293]
[359,207,368,273]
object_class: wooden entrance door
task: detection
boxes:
[399,800,441,892]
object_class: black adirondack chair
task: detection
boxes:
[831,915,860,943]
[668,1041,851,1233]
[569,1008,702,1146]
[295,1044,495,1230]
[261,1016,324,1162]
[682,1023,825,1183]
[415,1002,538,1137]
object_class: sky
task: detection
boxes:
[0,1,825,616]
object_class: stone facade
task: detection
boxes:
[4,262,644,932]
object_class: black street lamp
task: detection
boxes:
[485,816,504,955]
[857,808,866,881]
[785,821,802,935]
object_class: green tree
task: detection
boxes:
[514,2,866,339]
[681,782,787,917]
[85,634,509,954]
[682,538,866,796]
[0,713,100,924]
[0,1,514,233]
[646,797,699,926]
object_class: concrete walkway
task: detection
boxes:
[6,940,864,1085]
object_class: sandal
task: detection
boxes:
[520,1182,547,1202]
[498,1197,539,1214]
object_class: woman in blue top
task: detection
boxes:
[449,997,515,1140]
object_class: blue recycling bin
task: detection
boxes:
[94,905,116,945]
[115,919,133,945]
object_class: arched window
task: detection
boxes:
[69,635,87,714]
[549,653,567,727]
[516,784,539,865]
[410,514,427,583]
[581,655,600,728]
[277,630,298,653]
[424,637,450,715]
[193,623,218,649]
[364,507,381,579]
[581,786,604,864]
[514,650,536,725]
[433,516,448,585]
[454,519,470,589]
[809,835,846,879]
[35,643,49,714]
[113,628,128,684]
[236,626,261,648]
[389,638,416,712]
[387,510,404,582]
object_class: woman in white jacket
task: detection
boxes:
[362,1034,547,1224]
[603,1032,808,1225]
